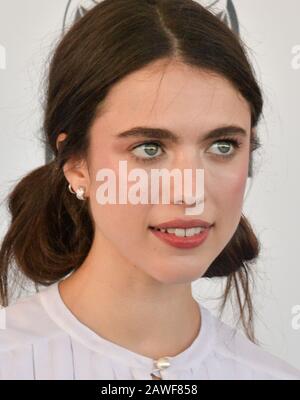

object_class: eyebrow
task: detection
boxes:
[116,125,247,144]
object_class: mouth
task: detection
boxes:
[148,225,212,249]
[149,226,208,237]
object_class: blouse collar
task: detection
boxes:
[39,280,216,373]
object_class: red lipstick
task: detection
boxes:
[149,218,213,249]
[151,218,213,229]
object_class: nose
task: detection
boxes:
[170,150,205,214]
[173,186,205,216]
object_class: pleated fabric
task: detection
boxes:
[0,281,299,380]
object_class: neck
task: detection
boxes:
[58,235,201,360]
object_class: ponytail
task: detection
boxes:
[0,160,94,307]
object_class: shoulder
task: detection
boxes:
[202,306,300,380]
[0,286,63,352]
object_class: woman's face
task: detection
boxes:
[80,59,251,284]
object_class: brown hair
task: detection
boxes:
[0,0,263,342]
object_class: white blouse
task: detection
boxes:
[0,281,299,380]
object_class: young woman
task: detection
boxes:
[0,0,299,380]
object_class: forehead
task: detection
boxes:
[92,59,251,136]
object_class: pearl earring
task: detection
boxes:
[68,183,86,201]
[76,186,86,201]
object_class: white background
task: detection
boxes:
[0,1,299,370]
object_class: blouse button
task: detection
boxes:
[154,356,171,370]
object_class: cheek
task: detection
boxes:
[91,202,149,231]
[208,164,249,255]
[211,163,248,212]
[228,171,248,206]
[88,202,154,272]
[88,156,151,241]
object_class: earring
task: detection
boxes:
[68,183,76,194]
[76,186,86,201]
[68,183,86,201]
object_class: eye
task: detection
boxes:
[130,142,165,163]
[208,138,242,158]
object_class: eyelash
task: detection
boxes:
[209,136,243,159]
[130,141,166,164]
[130,137,242,164]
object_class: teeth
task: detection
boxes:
[176,228,187,237]
[153,227,205,237]
[166,228,176,234]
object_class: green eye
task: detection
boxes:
[208,139,242,157]
[131,142,165,163]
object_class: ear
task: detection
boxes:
[63,158,90,198]
[56,133,90,198]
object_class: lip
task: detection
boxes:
[149,225,212,249]
[149,218,214,230]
